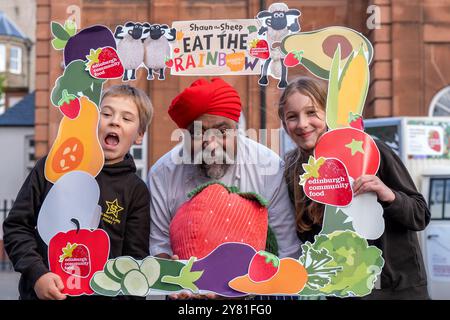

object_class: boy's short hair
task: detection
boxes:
[101,85,153,135]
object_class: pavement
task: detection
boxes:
[0,270,20,300]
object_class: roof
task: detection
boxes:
[0,91,35,126]
[0,11,26,40]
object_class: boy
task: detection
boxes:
[2,85,153,300]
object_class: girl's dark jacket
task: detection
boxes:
[3,154,150,300]
[286,140,431,300]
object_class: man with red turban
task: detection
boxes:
[148,78,300,296]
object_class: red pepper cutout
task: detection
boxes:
[48,218,110,296]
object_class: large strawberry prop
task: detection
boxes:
[169,182,269,260]
[315,127,380,180]
[85,47,124,79]
[300,156,353,207]
[248,39,270,60]
[48,219,110,296]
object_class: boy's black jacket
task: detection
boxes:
[3,154,150,300]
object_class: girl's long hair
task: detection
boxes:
[278,76,327,233]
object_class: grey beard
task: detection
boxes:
[200,163,230,179]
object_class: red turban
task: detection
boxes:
[168,78,242,129]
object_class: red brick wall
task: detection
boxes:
[35,0,450,166]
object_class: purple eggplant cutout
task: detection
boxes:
[191,242,256,297]
[64,25,116,66]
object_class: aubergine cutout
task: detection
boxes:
[191,242,256,297]
[64,25,116,66]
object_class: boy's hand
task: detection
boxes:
[34,272,67,300]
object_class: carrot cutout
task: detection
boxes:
[228,245,341,295]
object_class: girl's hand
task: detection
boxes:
[352,175,395,203]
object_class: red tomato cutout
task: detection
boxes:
[314,128,380,179]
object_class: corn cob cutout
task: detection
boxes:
[326,44,370,130]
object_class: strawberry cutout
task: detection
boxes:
[348,112,364,131]
[284,50,304,67]
[85,46,124,79]
[248,39,270,60]
[59,242,91,277]
[300,156,353,207]
[57,89,80,119]
[248,251,280,282]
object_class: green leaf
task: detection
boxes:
[320,205,355,234]
[51,38,67,50]
[57,89,78,107]
[325,45,341,130]
[64,19,77,37]
[51,21,71,41]
[161,257,203,293]
[338,51,354,90]
[247,25,258,34]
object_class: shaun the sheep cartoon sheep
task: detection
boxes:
[143,24,177,80]
[256,3,301,88]
[114,22,150,81]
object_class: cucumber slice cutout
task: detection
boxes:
[104,259,122,282]
[90,272,121,297]
[113,256,140,278]
[140,257,160,287]
[121,270,149,297]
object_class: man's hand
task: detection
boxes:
[34,272,67,300]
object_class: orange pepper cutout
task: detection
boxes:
[45,96,104,183]
[228,258,308,295]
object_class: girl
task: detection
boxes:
[278,76,430,300]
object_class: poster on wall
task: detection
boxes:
[170,19,262,75]
[426,225,450,282]
[406,124,445,157]
[406,119,450,159]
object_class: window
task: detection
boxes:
[132,147,142,160]
[0,93,4,115]
[10,46,22,74]
[429,178,450,220]
[24,135,35,176]
[429,86,450,117]
[130,133,148,180]
[0,44,5,72]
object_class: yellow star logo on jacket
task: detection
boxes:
[102,199,124,225]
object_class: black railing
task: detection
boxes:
[0,199,14,271]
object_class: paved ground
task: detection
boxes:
[0,270,20,300]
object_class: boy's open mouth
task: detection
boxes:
[105,133,120,146]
